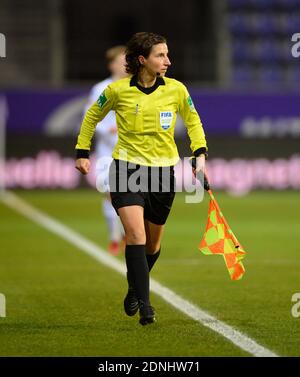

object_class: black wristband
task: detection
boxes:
[193,147,208,159]
[76,149,90,159]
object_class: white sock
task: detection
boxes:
[103,199,122,242]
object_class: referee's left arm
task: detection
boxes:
[178,83,207,158]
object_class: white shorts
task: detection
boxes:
[95,156,113,193]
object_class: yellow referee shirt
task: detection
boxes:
[76,75,207,166]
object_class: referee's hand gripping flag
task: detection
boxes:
[190,157,246,280]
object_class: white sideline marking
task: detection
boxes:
[1,191,278,357]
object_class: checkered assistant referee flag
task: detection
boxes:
[190,158,246,281]
[199,189,246,280]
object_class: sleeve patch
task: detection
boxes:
[187,96,195,110]
[97,91,108,109]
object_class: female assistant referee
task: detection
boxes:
[75,32,208,325]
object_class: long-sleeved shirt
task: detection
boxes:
[76,75,207,167]
[84,77,118,158]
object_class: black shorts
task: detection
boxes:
[109,159,176,225]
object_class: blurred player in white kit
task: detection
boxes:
[85,46,127,255]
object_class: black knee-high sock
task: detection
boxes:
[127,249,161,288]
[146,249,161,272]
[125,245,149,304]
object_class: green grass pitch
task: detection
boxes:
[0,189,299,356]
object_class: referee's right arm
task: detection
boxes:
[75,85,116,174]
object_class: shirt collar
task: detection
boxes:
[130,75,165,93]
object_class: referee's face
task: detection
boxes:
[143,43,171,77]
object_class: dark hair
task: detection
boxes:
[125,32,167,75]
